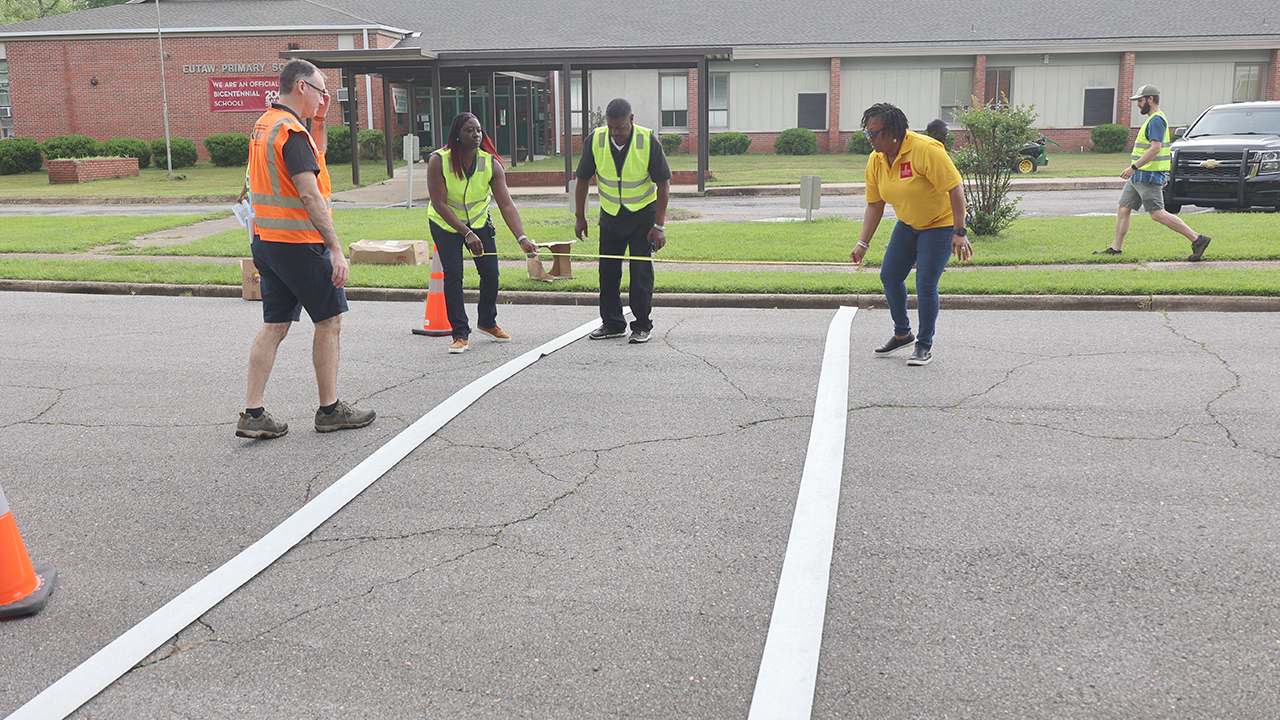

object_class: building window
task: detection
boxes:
[940,68,971,123]
[985,68,1012,105]
[797,93,826,130]
[570,71,584,132]
[0,59,11,139]
[0,59,9,107]
[660,73,688,129]
[708,72,729,128]
[1234,63,1265,103]
[1083,88,1115,126]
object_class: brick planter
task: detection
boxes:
[504,168,711,187]
[47,158,140,184]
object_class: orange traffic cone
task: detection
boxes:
[411,242,452,337]
[0,483,56,620]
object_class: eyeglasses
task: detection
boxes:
[302,79,328,97]
[864,128,882,142]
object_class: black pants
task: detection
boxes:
[598,220,654,333]
[430,221,498,340]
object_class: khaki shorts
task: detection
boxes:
[1118,179,1165,212]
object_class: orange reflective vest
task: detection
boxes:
[249,107,331,243]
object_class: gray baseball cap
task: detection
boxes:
[1129,84,1160,100]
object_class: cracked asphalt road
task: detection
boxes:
[2,292,1278,719]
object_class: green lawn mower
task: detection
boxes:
[1013,135,1061,173]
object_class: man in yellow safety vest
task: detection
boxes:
[1094,84,1211,261]
[574,97,672,344]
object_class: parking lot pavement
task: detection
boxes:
[2,292,1278,718]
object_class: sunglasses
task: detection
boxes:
[864,128,883,142]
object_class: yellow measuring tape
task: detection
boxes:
[465,248,856,268]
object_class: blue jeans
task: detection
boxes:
[430,220,498,340]
[879,221,953,350]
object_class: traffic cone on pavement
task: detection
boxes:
[0,483,56,620]
[411,242,452,337]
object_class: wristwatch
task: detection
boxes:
[953,227,967,237]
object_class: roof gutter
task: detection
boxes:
[0,24,411,41]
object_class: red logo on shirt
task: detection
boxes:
[900,162,914,179]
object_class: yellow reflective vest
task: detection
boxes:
[427,148,495,230]
[1131,110,1172,173]
[248,107,331,243]
[590,125,657,215]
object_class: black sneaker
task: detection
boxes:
[874,333,915,356]
[1092,247,1122,255]
[314,400,376,433]
[628,329,651,344]
[589,326,627,340]
[236,410,288,439]
[906,346,932,366]
[1188,235,1211,262]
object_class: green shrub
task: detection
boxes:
[846,131,872,155]
[357,128,386,160]
[709,131,751,156]
[40,134,99,160]
[660,133,683,155]
[150,137,198,169]
[202,133,250,167]
[326,125,353,162]
[774,127,817,156]
[0,138,45,175]
[99,137,151,169]
[1091,124,1131,153]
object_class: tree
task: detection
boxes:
[951,99,1040,237]
[1,0,126,24]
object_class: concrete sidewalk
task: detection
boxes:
[330,161,1126,206]
[3,294,1278,718]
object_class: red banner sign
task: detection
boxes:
[208,77,279,113]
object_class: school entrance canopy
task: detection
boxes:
[280,46,733,193]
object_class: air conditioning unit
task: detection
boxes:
[335,88,349,102]
[0,107,12,118]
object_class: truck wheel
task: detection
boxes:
[1164,202,1182,214]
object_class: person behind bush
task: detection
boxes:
[238,58,375,439]
[1092,85,1211,261]
[426,112,538,354]
[925,119,949,146]
[850,102,973,367]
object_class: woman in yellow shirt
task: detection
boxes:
[851,103,973,366]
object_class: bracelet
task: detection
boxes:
[652,224,665,232]
[518,234,528,243]
[857,240,870,249]
[465,230,478,239]
[313,116,326,123]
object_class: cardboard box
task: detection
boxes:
[349,239,429,266]
[240,258,261,301]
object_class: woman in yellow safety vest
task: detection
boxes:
[427,112,538,354]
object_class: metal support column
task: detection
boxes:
[561,63,573,191]
[526,80,536,160]
[697,55,709,195]
[430,64,443,150]
[509,74,518,167]
[382,77,393,178]
[345,67,360,186]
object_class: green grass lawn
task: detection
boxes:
[0,160,406,199]
[507,150,1125,185]
[0,208,1275,296]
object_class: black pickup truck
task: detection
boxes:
[1164,101,1280,213]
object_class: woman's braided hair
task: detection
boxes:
[861,103,909,143]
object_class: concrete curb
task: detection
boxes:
[3,279,1276,312]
